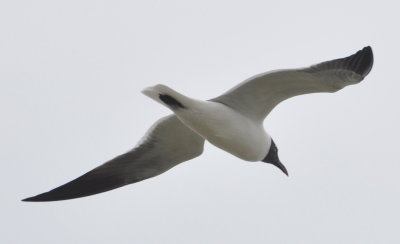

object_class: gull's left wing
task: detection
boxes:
[22,115,204,202]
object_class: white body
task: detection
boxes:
[176,100,270,162]
[142,85,271,161]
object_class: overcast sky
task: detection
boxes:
[1,0,399,243]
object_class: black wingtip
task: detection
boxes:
[22,193,60,202]
[21,187,74,202]
[305,46,374,81]
[21,197,35,202]
[347,46,374,77]
[21,191,92,202]
[22,195,59,202]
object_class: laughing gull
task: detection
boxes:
[23,46,373,202]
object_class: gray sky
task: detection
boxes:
[1,0,399,243]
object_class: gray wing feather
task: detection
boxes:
[22,115,204,202]
[211,46,373,121]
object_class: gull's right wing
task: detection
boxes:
[211,46,373,122]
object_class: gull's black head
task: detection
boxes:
[262,139,288,176]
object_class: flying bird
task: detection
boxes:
[23,46,373,202]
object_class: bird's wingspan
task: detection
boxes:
[22,115,205,202]
[211,46,373,121]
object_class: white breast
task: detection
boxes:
[175,100,271,162]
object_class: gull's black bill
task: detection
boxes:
[262,139,288,176]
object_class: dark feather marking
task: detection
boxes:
[306,46,373,78]
[159,94,185,109]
